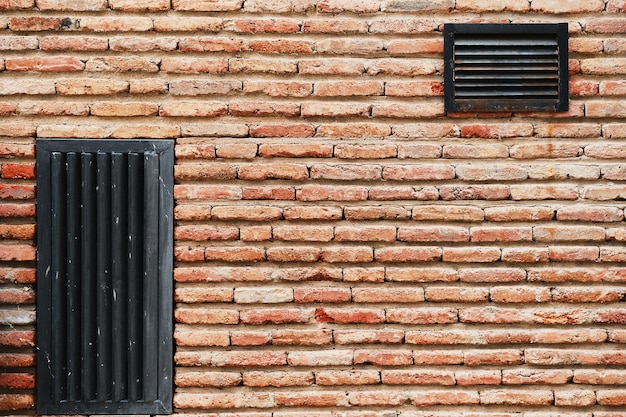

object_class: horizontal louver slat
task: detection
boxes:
[444,23,568,112]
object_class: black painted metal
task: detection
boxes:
[444,23,569,112]
[36,139,174,415]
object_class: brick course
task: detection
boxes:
[1,1,625,415]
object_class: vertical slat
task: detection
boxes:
[50,152,68,402]
[157,146,174,408]
[142,152,159,402]
[96,152,112,401]
[65,152,81,401]
[111,152,128,401]
[81,152,97,400]
[127,152,144,401]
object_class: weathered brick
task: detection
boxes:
[110,37,177,52]
[0,0,33,10]
[531,0,603,13]
[315,307,384,324]
[85,57,159,72]
[316,39,384,54]
[439,185,510,201]
[398,226,468,242]
[231,58,298,74]
[456,0,529,11]
[510,184,578,200]
[173,0,242,11]
[9,16,70,31]
[491,287,551,303]
[243,371,314,387]
[109,0,170,11]
[382,0,454,11]
[56,78,128,95]
[316,370,379,386]
[354,349,413,366]
[367,58,440,76]
[160,58,227,74]
[80,17,153,31]
[411,390,479,406]
[459,268,526,283]
[245,80,311,97]
[6,57,84,72]
[442,247,501,263]
[303,19,367,34]
[91,102,158,117]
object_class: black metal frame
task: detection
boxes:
[444,23,569,112]
[36,139,174,415]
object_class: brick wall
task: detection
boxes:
[1,0,626,415]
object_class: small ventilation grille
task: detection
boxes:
[36,139,174,415]
[444,23,568,112]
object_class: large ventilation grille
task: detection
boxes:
[36,139,173,415]
[444,23,568,112]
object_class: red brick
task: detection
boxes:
[0,331,34,347]
[383,369,455,385]
[283,206,342,220]
[370,185,436,202]
[275,391,348,407]
[315,123,391,138]
[171,80,242,97]
[502,369,572,385]
[0,393,34,411]
[6,56,84,72]
[250,39,312,54]
[243,371,313,387]
[343,267,385,282]
[175,164,236,181]
[173,0,242,11]
[556,287,624,304]
[597,390,626,406]
[0,0,33,9]
[334,144,396,159]
[316,39,384,54]
[109,0,169,10]
[250,123,314,138]
[215,143,257,158]
[239,163,308,180]
[0,268,35,284]
[387,39,443,55]
[160,58,227,74]
[395,123,459,138]
[425,287,489,303]
[531,0,603,13]
[176,330,233,347]
[375,247,442,263]
[333,329,404,344]
[440,185,510,201]
[443,247,501,263]
[303,19,367,33]
[175,371,241,388]
[549,246,599,262]
[459,268,526,283]
[298,185,367,201]
[574,369,626,385]
[354,349,413,366]
[273,226,333,242]
[314,81,383,97]
[352,287,424,303]
[245,80,311,97]
[272,329,332,345]
[534,225,605,241]
[0,203,35,218]
[455,370,502,386]
[179,37,246,52]
[398,226,468,242]
[605,38,626,54]
[348,391,408,407]
[386,267,458,282]
[334,226,396,242]
[174,185,242,200]
[231,18,300,33]
[240,308,311,325]
[470,227,532,242]
[176,307,238,325]
[484,206,554,222]
[288,350,353,366]
[315,370,379,386]
[461,123,533,138]
[0,244,35,261]
[267,247,321,263]
[153,16,221,32]
[315,307,384,324]
[554,389,597,407]
[386,307,457,324]
[9,16,69,31]
[0,224,34,240]
[244,185,293,200]
[344,206,410,220]
[80,16,154,31]
[386,81,443,97]
[456,0,529,11]
[231,58,298,74]
[479,389,553,406]
[383,164,454,181]
[510,184,578,201]
[0,287,35,304]
[204,247,266,262]
[373,102,445,118]
[368,58,440,76]
[411,390,479,406]
[491,287,551,303]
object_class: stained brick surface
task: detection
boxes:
[1,1,626,415]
